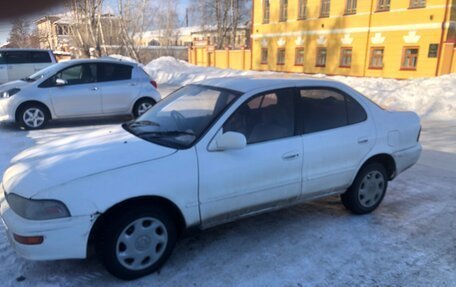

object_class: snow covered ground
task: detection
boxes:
[0,60,455,286]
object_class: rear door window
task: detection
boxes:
[297,88,367,134]
[99,63,132,82]
[5,51,32,64]
[32,51,52,63]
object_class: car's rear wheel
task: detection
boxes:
[97,206,177,280]
[133,98,156,118]
[341,163,388,214]
[17,104,49,130]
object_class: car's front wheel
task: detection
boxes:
[341,163,388,214]
[17,104,50,130]
[97,206,177,280]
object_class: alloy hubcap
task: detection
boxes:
[116,217,168,271]
[23,108,45,128]
[138,103,152,116]
[358,170,385,208]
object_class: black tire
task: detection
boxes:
[17,103,50,130]
[97,205,177,280]
[133,98,156,118]
[341,162,388,214]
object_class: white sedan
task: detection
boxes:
[0,58,160,129]
[0,77,421,279]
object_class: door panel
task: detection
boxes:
[49,64,102,117]
[98,63,135,114]
[198,88,302,226]
[298,88,375,195]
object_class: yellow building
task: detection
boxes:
[251,0,456,78]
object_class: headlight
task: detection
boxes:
[5,193,70,220]
[2,88,21,99]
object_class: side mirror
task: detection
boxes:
[215,132,247,151]
[55,78,67,86]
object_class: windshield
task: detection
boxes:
[23,62,68,82]
[123,84,242,148]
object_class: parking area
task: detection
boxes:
[0,96,455,286]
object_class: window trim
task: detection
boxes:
[263,0,270,24]
[376,0,390,12]
[279,0,288,22]
[261,48,268,65]
[295,47,305,66]
[298,0,307,20]
[339,47,353,68]
[277,48,286,65]
[400,46,419,71]
[296,86,368,135]
[408,0,426,9]
[368,47,385,70]
[320,0,331,18]
[344,0,357,15]
[316,47,327,67]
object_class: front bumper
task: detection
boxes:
[393,143,422,176]
[0,193,93,260]
[0,98,14,122]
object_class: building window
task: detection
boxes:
[376,0,390,11]
[298,0,307,19]
[280,0,288,22]
[261,48,268,64]
[295,48,304,65]
[401,47,419,70]
[277,48,286,65]
[340,48,352,67]
[345,0,357,14]
[409,0,425,8]
[263,0,270,23]
[320,0,331,17]
[369,47,384,69]
[316,48,327,67]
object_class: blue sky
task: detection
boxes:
[0,0,191,44]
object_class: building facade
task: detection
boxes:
[36,15,71,52]
[251,0,456,78]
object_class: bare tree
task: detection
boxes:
[68,0,106,58]
[189,0,251,49]
[117,0,155,62]
[7,19,38,48]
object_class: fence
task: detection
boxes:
[188,46,251,71]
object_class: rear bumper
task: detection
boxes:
[393,143,422,176]
[0,195,92,260]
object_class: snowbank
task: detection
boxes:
[145,57,456,121]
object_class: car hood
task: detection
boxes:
[2,125,177,198]
[0,80,31,92]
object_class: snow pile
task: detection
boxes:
[105,54,138,63]
[145,57,456,121]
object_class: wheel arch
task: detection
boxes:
[15,100,52,121]
[357,153,397,181]
[87,195,186,256]
[131,96,157,114]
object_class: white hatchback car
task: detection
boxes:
[0,77,421,279]
[0,58,160,129]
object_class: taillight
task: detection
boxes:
[150,80,158,89]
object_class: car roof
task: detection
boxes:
[0,48,53,52]
[197,75,339,93]
[58,58,139,67]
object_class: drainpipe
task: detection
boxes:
[435,0,451,76]
[362,0,375,77]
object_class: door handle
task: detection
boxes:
[91,87,99,91]
[358,137,369,144]
[130,83,137,86]
[282,152,300,160]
